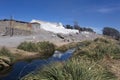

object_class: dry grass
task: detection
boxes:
[21,38,120,80]
[56,42,78,52]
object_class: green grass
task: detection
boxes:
[0,47,15,70]
[0,47,12,57]
[74,38,120,61]
[21,57,117,80]
[21,38,120,80]
[0,47,15,63]
[17,41,55,57]
[36,41,55,56]
[56,42,81,52]
[17,42,37,52]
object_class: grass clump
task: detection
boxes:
[36,41,55,56]
[17,41,55,56]
[21,57,117,80]
[56,42,79,52]
[0,47,15,71]
[75,38,120,61]
[17,42,37,52]
[0,47,11,57]
[0,47,15,63]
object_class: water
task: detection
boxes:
[0,49,75,80]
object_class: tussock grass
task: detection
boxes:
[0,47,15,63]
[75,38,120,60]
[0,47,11,56]
[56,42,79,52]
[21,57,117,80]
[17,42,37,52]
[36,41,55,56]
[0,47,15,70]
[21,38,119,80]
[17,41,55,56]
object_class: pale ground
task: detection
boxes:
[0,29,101,48]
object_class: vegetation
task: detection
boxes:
[0,47,15,71]
[17,42,37,52]
[17,41,55,56]
[56,42,78,52]
[36,41,55,56]
[0,41,55,71]
[0,47,12,57]
[103,27,120,40]
[65,24,73,29]
[65,24,94,33]
[0,47,15,63]
[21,57,117,80]
[74,38,120,61]
[21,38,120,80]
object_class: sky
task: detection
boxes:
[0,0,120,33]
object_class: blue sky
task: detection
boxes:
[0,0,120,33]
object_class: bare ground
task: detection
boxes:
[0,30,101,48]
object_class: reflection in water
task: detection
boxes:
[0,49,75,80]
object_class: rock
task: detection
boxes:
[0,60,10,68]
[0,56,11,65]
[0,56,11,68]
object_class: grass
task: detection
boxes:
[74,37,120,61]
[21,57,117,80]
[36,41,55,56]
[0,47,15,63]
[21,37,120,80]
[17,42,37,52]
[0,41,55,71]
[56,42,80,52]
[0,47,12,57]
[17,41,55,57]
[0,47,15,71]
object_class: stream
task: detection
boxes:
[0,49,75,80]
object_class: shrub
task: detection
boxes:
[65,25,73,29]
[103,27,120,40]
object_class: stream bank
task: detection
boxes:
[0,49,75,80]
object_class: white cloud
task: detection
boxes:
[97,8,113,13]
[97,7,120,13]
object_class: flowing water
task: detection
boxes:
[0,49,75,80]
